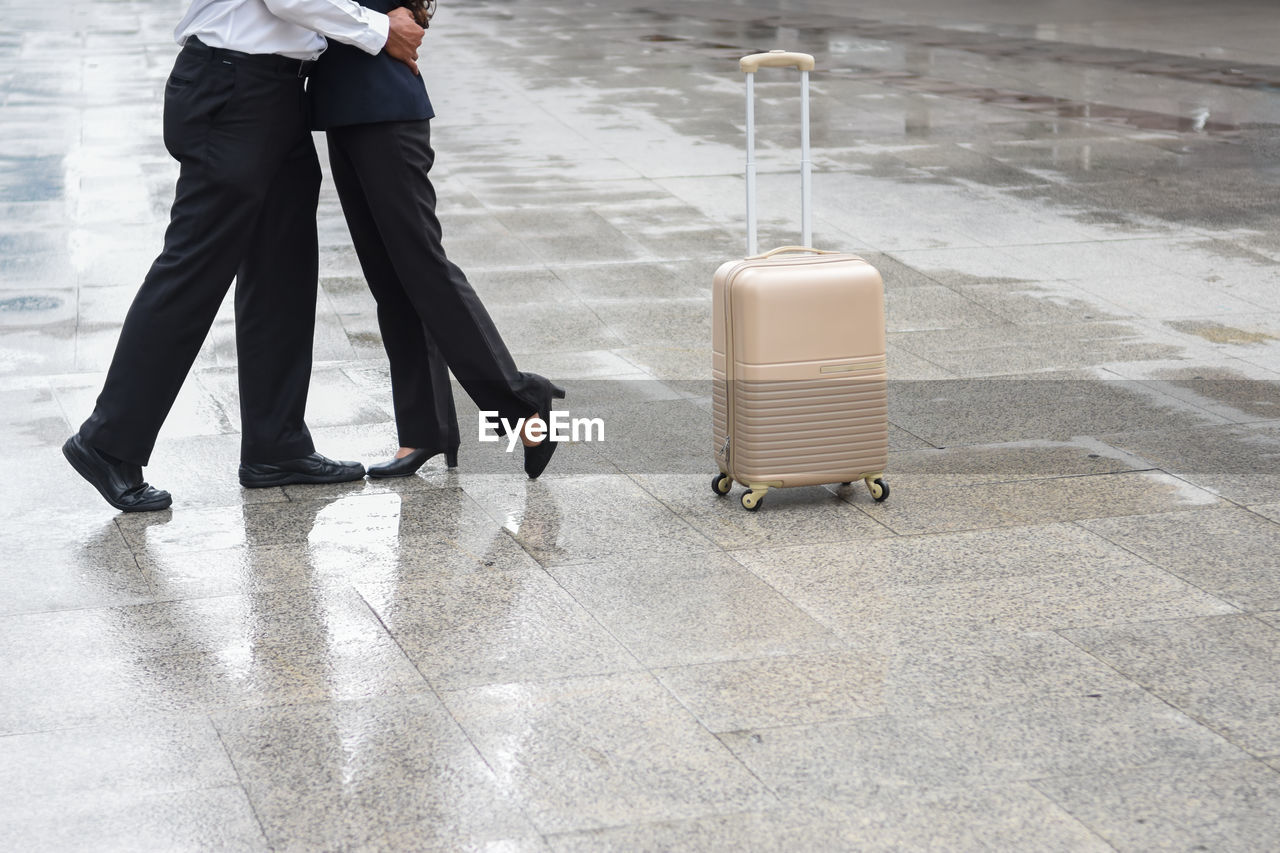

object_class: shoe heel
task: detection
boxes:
[551,384,566,400]
[446,449,459,468]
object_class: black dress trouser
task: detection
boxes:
[325,119,540,448]
[80,41,321,466]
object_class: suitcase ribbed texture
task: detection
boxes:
[714,372,888,486]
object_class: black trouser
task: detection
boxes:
[326,119,540,448]
[80,40,321,466]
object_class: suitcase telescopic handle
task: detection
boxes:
[741,50,815,256]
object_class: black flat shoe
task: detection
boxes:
[62,433,172,512]
[367,446,459,479]
[239,452,365,488]
[523,379,566,480]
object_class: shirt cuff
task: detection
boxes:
[354,11,390,56]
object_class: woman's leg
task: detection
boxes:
[327,130,459,453]
[325,120,545,427]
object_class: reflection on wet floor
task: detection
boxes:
[3,0,1280,849]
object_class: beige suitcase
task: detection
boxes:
[712,51,889,511]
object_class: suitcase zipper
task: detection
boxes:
[721,260,751,473]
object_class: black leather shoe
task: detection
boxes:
[367,446,459,479]
[523,378,566,479]
[62,433,172,512]
[239,452,366,488]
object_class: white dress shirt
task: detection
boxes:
[175,0,389,61]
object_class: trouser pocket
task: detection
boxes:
[162,50,236,162]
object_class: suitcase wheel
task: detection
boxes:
[866,477,889,502]
[741,489,766,511]
[712,473,733,496]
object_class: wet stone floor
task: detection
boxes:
[4,0,1280,849]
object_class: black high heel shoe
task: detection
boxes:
[523,380,566,479]
[366,446,459,479]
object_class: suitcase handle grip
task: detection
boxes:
[740,51,816,73]
[749,245,838,259]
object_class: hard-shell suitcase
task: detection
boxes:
[712,50,890,511]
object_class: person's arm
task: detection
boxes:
[262,0,425,72]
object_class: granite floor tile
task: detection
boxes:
[548,552,842,668]
[0,589,427,733]
[1248,503,1280,524]
[212,693,539,851]
[884,284,1008,332]
[886,245,1057,285]
[951,279,1132,325]
[885,377,1224,446]
[0,714,238,806]
[633,474,893,550]
[549,260,711,301]
[655,628,1140,733]
[463,266,581,306]
[736,524,1234,640]
[442,673,776,834]
[137,528,540,601]
[611,344,712,380]
[458,474,715,566]
[487,302,627,356]
[547,785,1110,852]
[878,440,1145,489]
[585,298,710,347]
[1033,759,1280,853]
[1078,508,1280,611]
[509,349,647,380]
[0,381,70,449]
[1109,373,1280,424]
[735,523,1174,593]
[1061,614,1280,756]
[0,787,269,852]
[653,653,877,733]
[855,470,1223,535]
[357,569,640,690]
[577,398,712,475]
[1097,421,1280,504]
[719,689,1246,799]
[2,524,154,616]
[893,337,1187,377]
[884,343,955,380]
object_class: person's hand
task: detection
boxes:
[385,7,425,75]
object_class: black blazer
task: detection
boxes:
[308,0,435,130]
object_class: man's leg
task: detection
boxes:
[234,128,321,464]
[327,134,459,453]
[79,50,279,468]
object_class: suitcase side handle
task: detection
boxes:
[740,51,815,73]
[742,51,814,255]
[749,245,838,259]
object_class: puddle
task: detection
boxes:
[0,295,62,313]
[830,70,1248,134]
[1168,321,1278,345]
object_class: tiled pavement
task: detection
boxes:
[3,0,1280,849]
